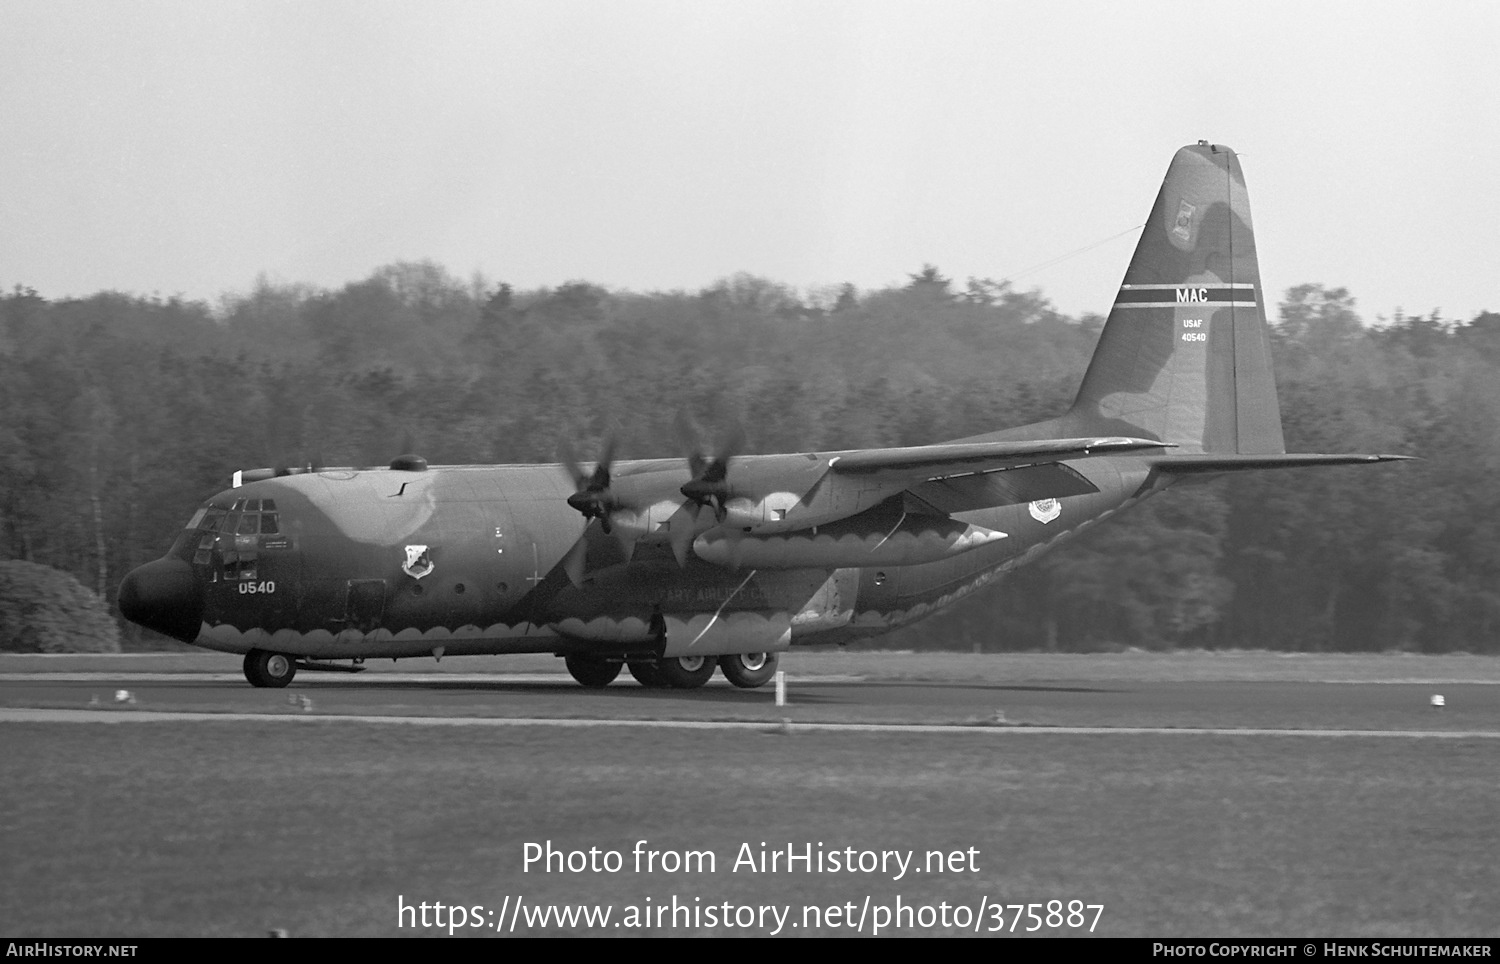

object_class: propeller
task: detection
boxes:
[678,417,744,524]
[559,437,626,535]
[671,415,746,566]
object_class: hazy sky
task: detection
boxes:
[2,0,1494,322]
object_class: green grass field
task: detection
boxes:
[3,718,1496,937]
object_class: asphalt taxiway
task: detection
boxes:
[5,652,1498,938]
[2,652,1497,735]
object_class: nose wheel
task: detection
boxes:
[244,650,297,688]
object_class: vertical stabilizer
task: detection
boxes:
[1065,143,1284,455]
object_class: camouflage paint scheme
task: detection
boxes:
[118,144,1409,688]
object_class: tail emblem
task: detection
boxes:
[1172,199,1196,242]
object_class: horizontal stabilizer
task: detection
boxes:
[1150,453,1416,475]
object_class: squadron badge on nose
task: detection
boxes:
[402,545,434,579]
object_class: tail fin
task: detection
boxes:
[1063,142,1284,455]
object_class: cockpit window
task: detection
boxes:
[193,532,214,566]
[186,507,227,532]
[182,500,287,572]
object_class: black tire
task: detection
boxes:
[626,659,668,688]
[655,655,716,689]
[719,651,778,689]
[565,655,622,688]
[244,650,297,688]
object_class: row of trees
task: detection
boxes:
[0,263,1494,652]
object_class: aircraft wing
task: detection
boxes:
[826,436,1171,514]
[829,436,1170,478]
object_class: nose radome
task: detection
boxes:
[118,558,204,643]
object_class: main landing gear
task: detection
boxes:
[565,652,780,690]
[718,651,778,689]
[626,658,667,688]
[564,655,623,688]
[628,656,714,689]
[655,655,716,689]
[243,650,297,688]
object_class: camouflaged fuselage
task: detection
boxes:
[160,452,1160,660]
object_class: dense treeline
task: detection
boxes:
[0,263,1494,652]
[0,560,121,653]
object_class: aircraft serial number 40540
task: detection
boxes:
[119,143,1408,690]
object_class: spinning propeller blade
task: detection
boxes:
[559,437,627,533]
[679,421,745,524]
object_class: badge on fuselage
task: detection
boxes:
[1028,499,1061,524]
[402,545,435,579]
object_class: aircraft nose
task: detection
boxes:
[118,558,204,643]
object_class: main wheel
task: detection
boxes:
[719,651,778,689]
[655,655,716,689]
[627,659,668,688]
[244,650,297,688]
[565,655,622,688]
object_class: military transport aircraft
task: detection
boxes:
[118,142,1408,690]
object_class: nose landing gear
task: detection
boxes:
[244,650,297,688]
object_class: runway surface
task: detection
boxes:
[6,651,1498,937]
[2,651,1496,734]
[8,706,1500,740]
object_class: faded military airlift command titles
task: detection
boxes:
[523,840,981,881]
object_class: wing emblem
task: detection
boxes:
[1028,499,1061,524]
